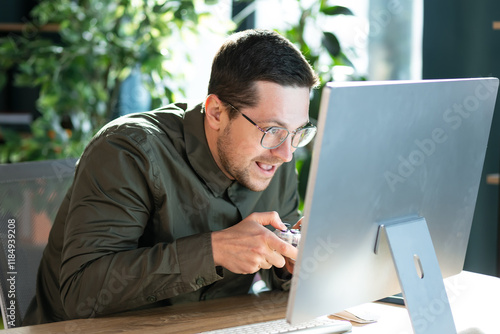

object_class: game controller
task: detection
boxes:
[274,223,301,247]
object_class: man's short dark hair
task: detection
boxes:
[207,29,319,116]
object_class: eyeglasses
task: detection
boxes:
[225,102,317,150]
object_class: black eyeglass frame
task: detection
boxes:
[224,101,317,150]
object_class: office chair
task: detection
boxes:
[0,158,77,328]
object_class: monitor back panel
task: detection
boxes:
[287,78,499,324]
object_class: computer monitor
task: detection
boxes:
[286,78,499,333]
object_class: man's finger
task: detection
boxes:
[260,260,273,270]
[267,234,298,260]
[291,217,303,230]
[253,211,287,231]
[266,249,286,268]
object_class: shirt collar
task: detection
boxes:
[184,104,233,197]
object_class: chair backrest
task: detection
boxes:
[0,158,76,328]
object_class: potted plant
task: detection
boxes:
[0,0,232,163]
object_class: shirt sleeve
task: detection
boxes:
[59,130,222,319]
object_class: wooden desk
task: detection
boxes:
[3,271,499,333]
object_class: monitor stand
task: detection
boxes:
[375,216,456,334]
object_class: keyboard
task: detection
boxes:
[201,316,352,333]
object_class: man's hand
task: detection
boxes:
[211,212,298,274]
[283,217,302,275]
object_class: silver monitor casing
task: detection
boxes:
[287,78,499,329]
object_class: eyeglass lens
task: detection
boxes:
[261,127,316,149]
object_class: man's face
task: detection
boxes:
[217,81,311,192]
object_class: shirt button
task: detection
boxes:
[196,277,205,286]
[147,295,157,303]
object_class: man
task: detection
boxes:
[23,29,319,325]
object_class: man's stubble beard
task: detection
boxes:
[217,125,273,192]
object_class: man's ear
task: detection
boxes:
[204,94,224,131]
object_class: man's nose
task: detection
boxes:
[271,136,295,162]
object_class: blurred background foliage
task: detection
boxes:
[0,0,232,162]
[0,0,360,208]
[0,0,360,205]
[277,0,363,204]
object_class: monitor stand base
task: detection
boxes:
[376,217,456,334]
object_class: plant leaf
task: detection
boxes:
[322,32,341,57]
[321,6,354,16]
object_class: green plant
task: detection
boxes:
[283,1,356,86]
[0,0,232,163]
[279,0,363,206]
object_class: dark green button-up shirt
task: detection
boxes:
[24,103,301,325]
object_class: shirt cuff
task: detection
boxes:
[258,266,292,292]
[176,232,223,290]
